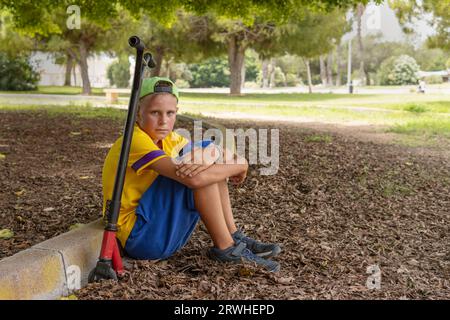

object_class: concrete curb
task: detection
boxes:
[0,219,103,300]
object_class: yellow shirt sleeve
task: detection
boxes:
[128,125,169,175]
[165,131,190,158]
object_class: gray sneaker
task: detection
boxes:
[208,241,280,272]
[232,230,282,258]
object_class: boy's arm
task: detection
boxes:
[174,143,220,178]
[175,145,237,178]
[147,156,248,189]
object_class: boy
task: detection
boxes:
[102,77,281,272]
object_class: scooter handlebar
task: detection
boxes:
[128,36,145,50]
[143,52,156,68]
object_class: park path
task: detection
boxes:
[1,93,449,159]
[0,92,419,113]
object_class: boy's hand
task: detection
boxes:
[175,163,212,178]
[229,169,247,185]
[174,143,220,178]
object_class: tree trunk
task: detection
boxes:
[164,57,173,78]
[72,63,77,86]
[365,69,371,85]
[228,35,246,95]
[78,41,91,95]
[327,53,333,87]
[261,58,269,88]
[319,55,327,86]
[151,48,164,77]
[357,3,367,86]
[241,60,246,89]
[269,58,276,88]
[304,58,313,94]
[336,45,342,87]
[67,49,78,86]
[64,54,73,86]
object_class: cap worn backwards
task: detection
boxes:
[139,76,179,101]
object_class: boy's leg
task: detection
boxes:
[216,181,282,258]
[193,182,234,250]
[194,181,281,272]
[217,180,238,235]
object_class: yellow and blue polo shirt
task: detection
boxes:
[102,123,189,247]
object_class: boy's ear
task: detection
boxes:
[136,106,143,124]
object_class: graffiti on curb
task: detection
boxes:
[66,264,81,291]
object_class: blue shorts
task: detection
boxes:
[124,175,200,260]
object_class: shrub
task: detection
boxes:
[244,81,260,89]
[423,75,443,84]
[107,57,131,88]
[0,53,40,90]
[403,103,427,113]
[188,57,230,88]
[377,55,420,85]
[286,73,300,86]
[175,79,190,89]
[274,67,286,87]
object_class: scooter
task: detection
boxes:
[88,36,155,282]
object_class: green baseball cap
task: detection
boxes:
[139,76,179,101]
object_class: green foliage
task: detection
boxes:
[404,104,427,113]
[107,57,130,88]
[390,0,450,52]
[286,73,300,86]
[0,53,39,90]
[388,118,450,137]
[188,56,230,88]
[274,8,349,59]
[0,228,14,239]
[137,12,224,69]
[163,63,193,83]
[350,33,415,85]
[423,75,444,84]
[245,50,259,82]
[0,11,35,57]
[275,55,305,76]
[377,55,420,85]
[175,79,190,88]
[273,67,286,87]
[413,45,448,71]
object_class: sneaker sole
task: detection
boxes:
[208,249,280,272]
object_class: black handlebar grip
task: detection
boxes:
[128,36,145,50]
[143,52,156,68]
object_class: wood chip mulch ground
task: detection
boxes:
[1,110,449,299]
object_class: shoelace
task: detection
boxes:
[241,248,275,268]
[239,234,261,251]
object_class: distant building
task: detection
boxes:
[29,52,118,88]
[417,70,450,83]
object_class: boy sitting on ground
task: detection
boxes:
[102,77,282,272]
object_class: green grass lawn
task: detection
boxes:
[0,104,127,121]
[1,86,449,145]
[0,86,105,96]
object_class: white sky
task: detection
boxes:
[342,0,436,46]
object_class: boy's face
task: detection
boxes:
[137,93,178,143]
